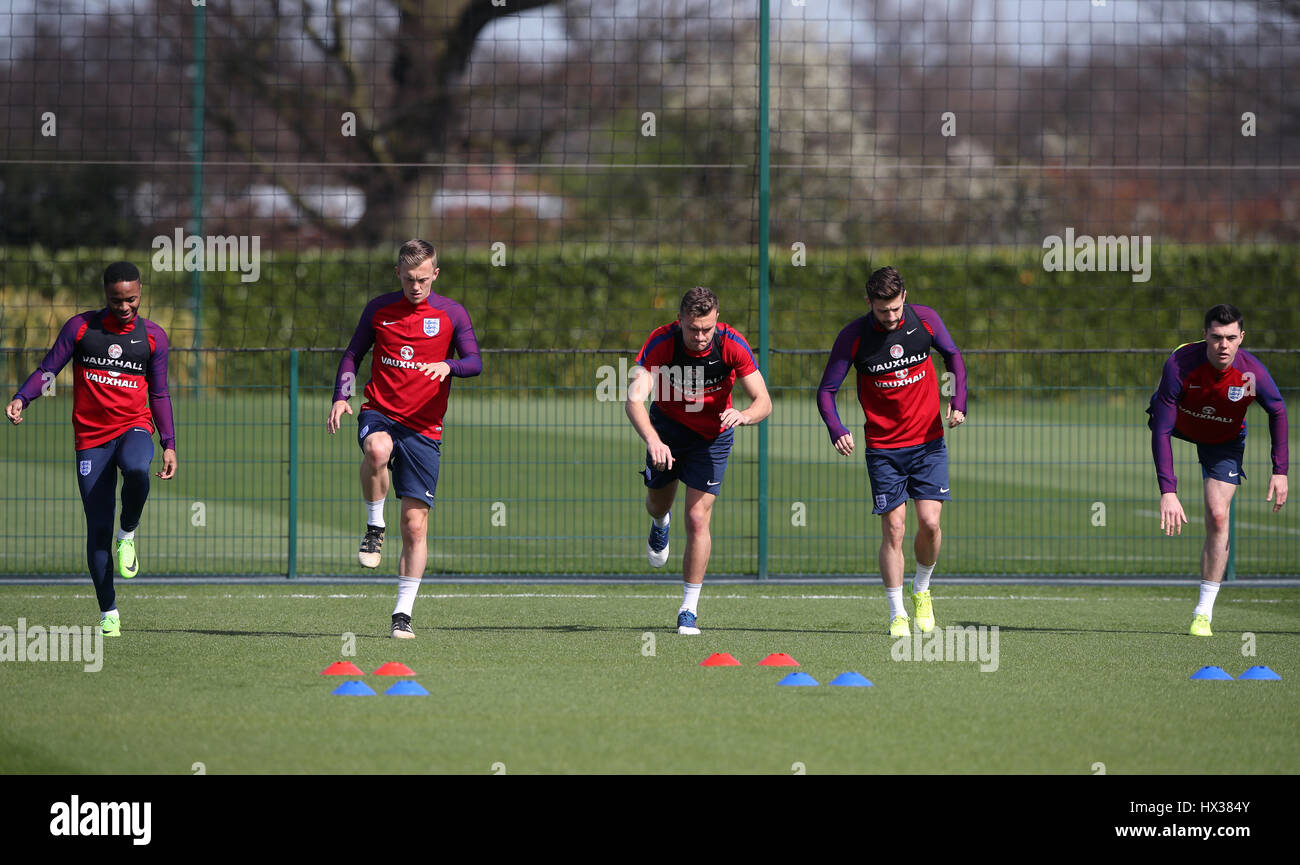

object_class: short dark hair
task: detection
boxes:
[1204,304,1244,331]
[866,266,905,301]
[679,286,719,319]
[103,261,140,286]
[397,239,437,269]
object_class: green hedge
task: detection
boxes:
[4,245,1297,389]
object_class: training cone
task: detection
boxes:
[331,680,376,696]
[385,681,430,696]
[1238,665,1281,681]
[758,653,800,666]
[700,653,741,666]
[1189,665,1233,680]
[777,672,819,687]
[374,662,416,676]
[321,661,364,676]
[828,672,873,687]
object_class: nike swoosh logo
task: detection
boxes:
[1188,385,1202,389]
[425,490,434,499]
[706,481,720,486]
[1228,472,1238,477]
[130,339,143,344]
[382,320,398,326]
[939,487,950,493]
[906,328,918,335]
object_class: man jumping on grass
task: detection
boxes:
[7,262,177,637]
[1148,303,1288,636]
[327,240,481,638]
[817,266,967,637]
[626,287,771,635]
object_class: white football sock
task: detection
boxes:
[366,499,386,528]
[115,527,135,541]
[886,586,906,620]
[393,576,420,617]
[913,560,935,593]
[653,512,670,529]
[681,581,701,613]
[1194,580,1220,619]
[101,608,119,620]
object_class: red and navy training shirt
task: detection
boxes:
[332,291,482,440]
[817,303,967,449]
[634,321,758,439]
[1147,342,1288,493]
[14,309,176,451]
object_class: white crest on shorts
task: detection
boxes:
[1227,386,1244,402]
[875,494,887,510]
[890,343,904,359]
[424,318,440,337]
[79,460,92,477]
[400,345,414,361]
[108,344,122,359]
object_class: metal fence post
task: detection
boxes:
[287,349,299,579]
[756,0,771,580]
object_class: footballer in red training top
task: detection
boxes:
[327,240,481,639]
[7,261,178,637]
[817,266,967,637]
[626,286,771,636]
[1147,303,1288,637]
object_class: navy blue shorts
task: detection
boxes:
[358,410,441,506]
[1197,431,1246,486]
[642,407,734,495]
[865,437,950,515]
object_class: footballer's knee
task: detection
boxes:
[401,514,428,544]
[120,462,150,486]
[685,503,713,537]
[881,513,907,545]
[1205,506,1230,534]
[363,433,393,469]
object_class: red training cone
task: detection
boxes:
[758,653,800,666]
[321,661,364,676]
[373,662,416,676]
[699,653,741,666]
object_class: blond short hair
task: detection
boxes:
[397,239,437,270]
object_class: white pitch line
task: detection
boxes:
[6,592,1299,604]
[1001,555,1170,561]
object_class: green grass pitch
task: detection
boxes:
[2,583,1297,774]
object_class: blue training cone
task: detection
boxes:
[1189,666,1233,681]
[1238,665,1281,681]
[777,672,819,687]
[828,672,873,687]
[332,680,377,696]
[385,680,430,696]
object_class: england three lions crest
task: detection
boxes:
[423,318,440,337]
[1227,386,1245,402]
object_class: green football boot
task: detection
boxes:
[101,613,121,637]
[1189,614,1213,637]
[889,614,911,638]
[115,537,139,579]
[908,581,935,633]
